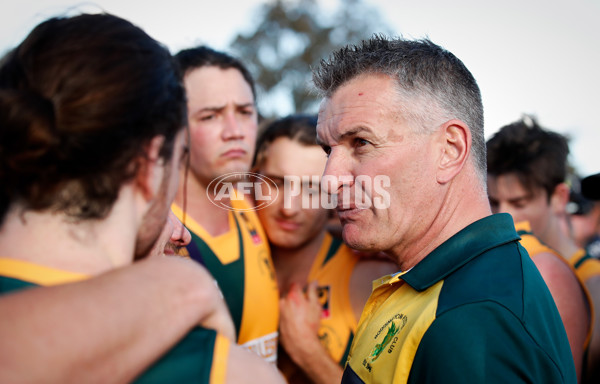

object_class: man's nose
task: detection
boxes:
[221,112,245,141]
[169,211,191,247]
[321,149,353,196]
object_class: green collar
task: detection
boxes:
[402,213,519,291]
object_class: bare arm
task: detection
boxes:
[226,342,286,384]
[533,252,589,382]
[584,275,600,383]
[0,256,234,384]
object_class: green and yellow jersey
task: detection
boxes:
[172,197,279,363]
[279,233,360,382]
[516,220,593,349]
[570,247,600,284]
[0,258,230,384]
[341,214,576,384]
[309,233,360,365]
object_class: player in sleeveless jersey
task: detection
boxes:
[172,46,279,363]
[252,115,397,383]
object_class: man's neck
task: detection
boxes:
[272,230,327,294]
[0,198,137,276]
[542,215,581,259]
[390,174,492,272]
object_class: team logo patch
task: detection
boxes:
[239,212,263,245]
[318,324,343,357]
[362,313,408,372]
[317,285,331,319]
[257,249,276,283]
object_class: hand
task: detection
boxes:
[279,281,344,384]
[278,281,322,364]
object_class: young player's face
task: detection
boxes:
[256,137,329,249]
[184,66,258,186]
[487,173,553,240]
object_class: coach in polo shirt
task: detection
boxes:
[313,35,576,384]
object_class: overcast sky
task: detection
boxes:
[3,0,599,176]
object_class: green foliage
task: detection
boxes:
[229,0,393,118]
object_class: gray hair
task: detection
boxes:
[313,35,486,182]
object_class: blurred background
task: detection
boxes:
[3,0,599,177]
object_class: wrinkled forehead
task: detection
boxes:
[316,75,405,145]
[316,97,365,147]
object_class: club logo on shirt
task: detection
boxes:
[257,249,276,283]
[239,211,263,245]
[363,313,408,372]
[317,285,331,318]
[318,324,344,357]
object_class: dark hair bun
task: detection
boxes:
[0,89,59,179]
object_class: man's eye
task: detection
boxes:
[355,138,370,148]
[200,114,215,121]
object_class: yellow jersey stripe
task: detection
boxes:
[0,258,88,286]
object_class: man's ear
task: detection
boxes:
[135,135,166,201]
[436,119,471,184]
[550,182,571,214]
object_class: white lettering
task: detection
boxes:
[355,175,372,209]
[253,182,271,201]
[214,183,235,201]
[338,175,353,209]
[373,175,391,209]
[302,175,321,209]
[241,331,279,365]
[234,182,253,200]
[283,176,301,209]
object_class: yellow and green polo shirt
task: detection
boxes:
[341,213,576,384]
[0,258,230,384]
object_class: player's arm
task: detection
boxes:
[278,282,344,384]
[583,274,600,382]
[0,256,234,384]
[532,252,589,382]
[226,341,286,384]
